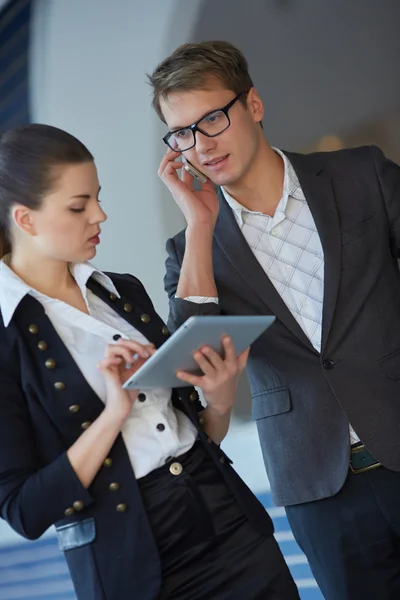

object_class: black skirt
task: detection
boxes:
[137,442,299,600]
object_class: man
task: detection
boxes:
[148,40,400,599]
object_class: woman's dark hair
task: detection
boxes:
[0,123,94,258]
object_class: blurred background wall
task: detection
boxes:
[1,1,400,598]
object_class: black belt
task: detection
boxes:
[350,442,382,474]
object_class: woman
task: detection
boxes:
[0,124,299,600]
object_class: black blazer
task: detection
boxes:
[0,272,272,600]
[164,145,400,507]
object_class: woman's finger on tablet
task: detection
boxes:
[193,349,216,376]
[237,347,250,372]
[106,340,154,361]
[220,336,237,366]
[199,344,225,371]
[113,339,155,357]
[175,370,201,387]
[105,344,139,366]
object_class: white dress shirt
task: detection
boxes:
[0,259,198,478]
[185,148,360,444]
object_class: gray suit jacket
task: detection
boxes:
[164,145,400,506]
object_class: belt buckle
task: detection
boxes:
[349,444,381,474]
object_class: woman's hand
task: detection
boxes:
[176,336,249,415]
[97,339,156,422]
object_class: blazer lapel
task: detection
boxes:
[215,189,314,349]
[86,276,169,349]
[286,152,342,351]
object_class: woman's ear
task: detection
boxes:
[11,205,37,237]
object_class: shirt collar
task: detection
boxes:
[0,259,120,327]
[221,148,305,227]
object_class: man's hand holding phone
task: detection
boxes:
[158,149,219,230]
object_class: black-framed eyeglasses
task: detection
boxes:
[163,92,245,152]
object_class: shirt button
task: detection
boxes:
[116,503,127,512]
[322,359,335,370]
[113,334,121,341]
[109,482,120,491]
[157,423,165,432]
[138,393,146,402]
[73,501,84,511]
[271,229,277,236]
[64,507,74,516]
[103,457,113,467]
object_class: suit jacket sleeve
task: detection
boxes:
[371,145,400,257]
[0,371,94,540]
[164,236,221,332]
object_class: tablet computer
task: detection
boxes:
[123,315,275,390]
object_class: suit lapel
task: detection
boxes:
[287,152,342,351]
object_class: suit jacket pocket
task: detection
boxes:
[341,216,373,245]
[380,350,400,380]
[341,217,374,268]
[56,518,96,551]
[251,387,291,420]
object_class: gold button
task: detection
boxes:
[161,326,169,336]
[109,482,120,491]
[140,313,151,323]
[190,391,198,402]
[28,324,39,334]
[73,501,84,511]
[81,421,91,430]
[123,303,133,313]
[198,416,205,426]
[64,507,74,516]
[54,382,66,391]
[169,462,183,476]
[68,404,80,413]
[45,358,56,369]
[103,458,113,467]
[109,293,117,301]
[38,341,48,351]
[116,503,127,512]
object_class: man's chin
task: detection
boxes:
[209,172,238,188]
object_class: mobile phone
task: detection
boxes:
[182,157,208,184]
